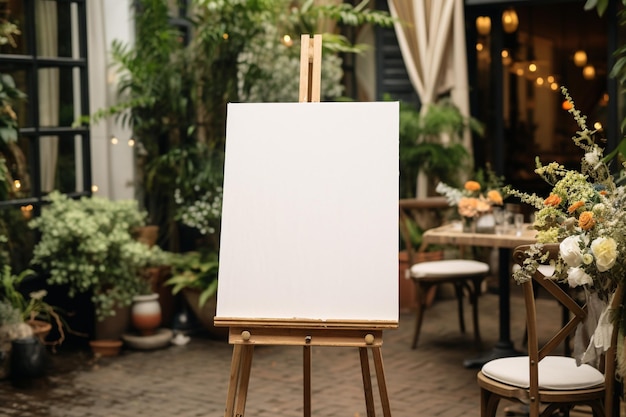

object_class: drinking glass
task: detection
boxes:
[514,213,524,236]
[492,207,505,235]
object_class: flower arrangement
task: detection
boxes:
[506,88,626,297]
[505,87,626,374]
[436,166,504,218]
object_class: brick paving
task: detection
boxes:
[0,287,594,417]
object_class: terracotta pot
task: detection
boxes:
[95,304,130,340]
[131,293,162,336]
[27,320,52,343]
[89,339,122,357]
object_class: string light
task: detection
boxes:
[128,138,135,147]
[13,179,20,190]
[502,8,519,34]
[91,185,99,193]
[281,35,293,47]
[20,205,33,220]
[583,65,596,80]
[573,50,587,67]
[111,136,119,145]
[476,16,491,36]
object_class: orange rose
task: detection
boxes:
[567,201,585,214]
[578,211,595,230]
[487,190,503,205]
[458,197,479,217]
[544,194,562,207]
[464,181,481,192]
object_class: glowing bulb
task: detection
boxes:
[547,75,555,83]
[91,185,99,193]
[583,65,595,80]
[594,122,603,130]
[281,35,293,47]
[111,136,119,145]
[476,42,483,52]
[13,180,20,190]
[222,33,229,40]
[20,205,33,220]
[515,68,524,76]
[128,139,135,147]
[528,63,537,73]
[550,82,558,91]
[573,50,587,67]
[502,8,519,34]
[476,16,491,36]
[536,77,544,86]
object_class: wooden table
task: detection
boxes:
[422,222,537,368]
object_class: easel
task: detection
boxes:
[215,35,395,417]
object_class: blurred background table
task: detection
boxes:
[422,222,537,368]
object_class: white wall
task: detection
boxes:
[87,0,135,200]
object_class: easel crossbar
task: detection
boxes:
[228,327,384,347]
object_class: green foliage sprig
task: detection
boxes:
[165,251,219,308]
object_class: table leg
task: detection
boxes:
[463,247,522,368]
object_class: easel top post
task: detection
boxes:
[299,34,322,103]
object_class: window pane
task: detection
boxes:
[4,135,33,199]
[0,0,27,55]
[38,67,82,128]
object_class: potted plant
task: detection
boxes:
[28,191,166,339]
[0,265,67,380]
[165,250,223,338]
[399,98,484,198]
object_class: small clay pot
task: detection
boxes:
[131,293,162,336]
[89,339,123,357]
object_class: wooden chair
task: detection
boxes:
[477,243,622,417]
[399,198,490,349]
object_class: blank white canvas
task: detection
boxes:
[216,102,399,322]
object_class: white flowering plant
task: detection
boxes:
[505,87,626,373]
[29,192,166,321]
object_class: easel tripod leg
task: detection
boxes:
[234,345,254,417]
[303,346,312,417]
[359,347,376,417]
[224,344,255,417]
[372,347,392,417]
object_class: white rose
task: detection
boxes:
[567,267,593,288]
[560,235,584,267]
[591,237,617,272]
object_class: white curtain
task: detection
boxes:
[388,0,472,196]
[37,0,59,192]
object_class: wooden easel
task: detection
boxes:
[215,34,395,417]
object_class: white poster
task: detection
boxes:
[216,102,399,322]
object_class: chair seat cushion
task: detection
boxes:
[410,259,489,278]
[481,356,604,390]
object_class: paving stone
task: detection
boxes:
[0,289,594,416]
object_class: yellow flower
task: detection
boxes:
[591,237,617,272]
[464,181,481,192]
[578,211,595,230]
[487,190,503,205]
